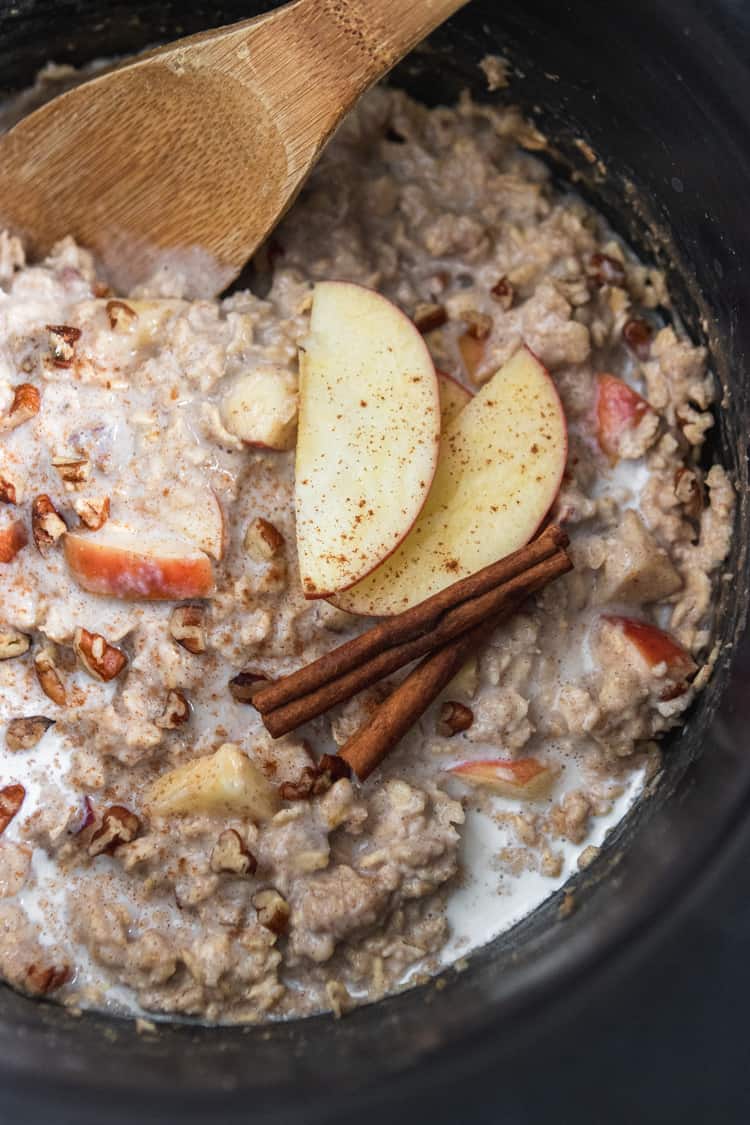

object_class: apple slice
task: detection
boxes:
[0,520,28,563]
[437,370,472,427]
[334,346,567,616]
[601,615,696,695]
[64,523,214,600]
[160,486,225,560]
[295,281,441,597]
[449,757,555,800]
[220,367,298,450]
[146,743,279,820]
[596,373,656,461]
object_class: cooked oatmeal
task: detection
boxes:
[0,85,734,1022]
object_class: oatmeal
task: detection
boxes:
[0,86,734,1023]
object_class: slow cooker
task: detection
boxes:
[0,1,747,1120]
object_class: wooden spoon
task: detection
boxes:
[0,0,468,297]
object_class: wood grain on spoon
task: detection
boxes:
[0,0,468,297]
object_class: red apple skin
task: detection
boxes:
[449,756,555,799]
[603,615,696,682]
[64,534,214,601]
[596,374,653,460]
[0,520,28,563]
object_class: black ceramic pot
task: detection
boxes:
[0,2,748,1122]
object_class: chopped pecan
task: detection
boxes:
[438,700,474,736]
[210,828,257,876]
[24,963,71,995]
[73,495,110,531]
[34,648,67,706]
[622,317,653,360]
[0,469,21,505]
[169,605,206,654]
[674,467,704,520]
[279,766,319,801]
[88,805,141,857]
[490,276,515,310]
[105,300,138,330]
[51,454,90,489]
[0,383,40,432]
[245,517,285,561]
[31,494,67,555]
[6,716,54,752]
[0,783,25,834]
[47,324,81,368]
[463,310,493,340]
[228,669,270,704]
[0,519,28,563]
[588,252,626,288]
[0,629,30,660]
[73,627,127,682]
[155,689,190,729]
[413,302,447,334]
[253,888,290,935]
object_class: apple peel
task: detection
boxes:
[449,757,556,800]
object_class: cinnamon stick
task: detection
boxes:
[338,549,571,780]
[261,545,571,738]
[253,524,568,718]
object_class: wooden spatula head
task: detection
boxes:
[0,0,468,297]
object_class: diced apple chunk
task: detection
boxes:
[334,346,567,616]
[64,523,214,601]
[600,615,696,693]
[596,373,657,461]
[597,510,682,604]
[220,367,298,450]
[146,743,280,820]
[295,281,441,597]
[449,757,555,800]
[437,369,472,427]
[160,486,226,560]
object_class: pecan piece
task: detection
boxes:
[438,700,474,736]
[47,324,81,368]
[6,716,54,752]
[51,454,90,489]
[155,689,190,729]
[0,629,30,660]
[34,648,67,706]
[105,300,138,330]
[0,519,28,563]
[88,805,141,857]
[622,317,653,360]
[279,766,318,801]
[73,495,110,531]
[210,828,257,876]
[588,252,626,288]
[674,467,704,520]
[317,753,351,785]
[24,963,71,995]
[413,302,447,334]
[0,383,40,432]
[73,627,127,682]
[0,783,25,834]
[490,276,515,310]
[253,888,290,935]
[31,494,67,555]
[463,310,493,340]
[0,469,21,505]
[245,517,285,561]
[228,669,270,704]
[169,605,206,655]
